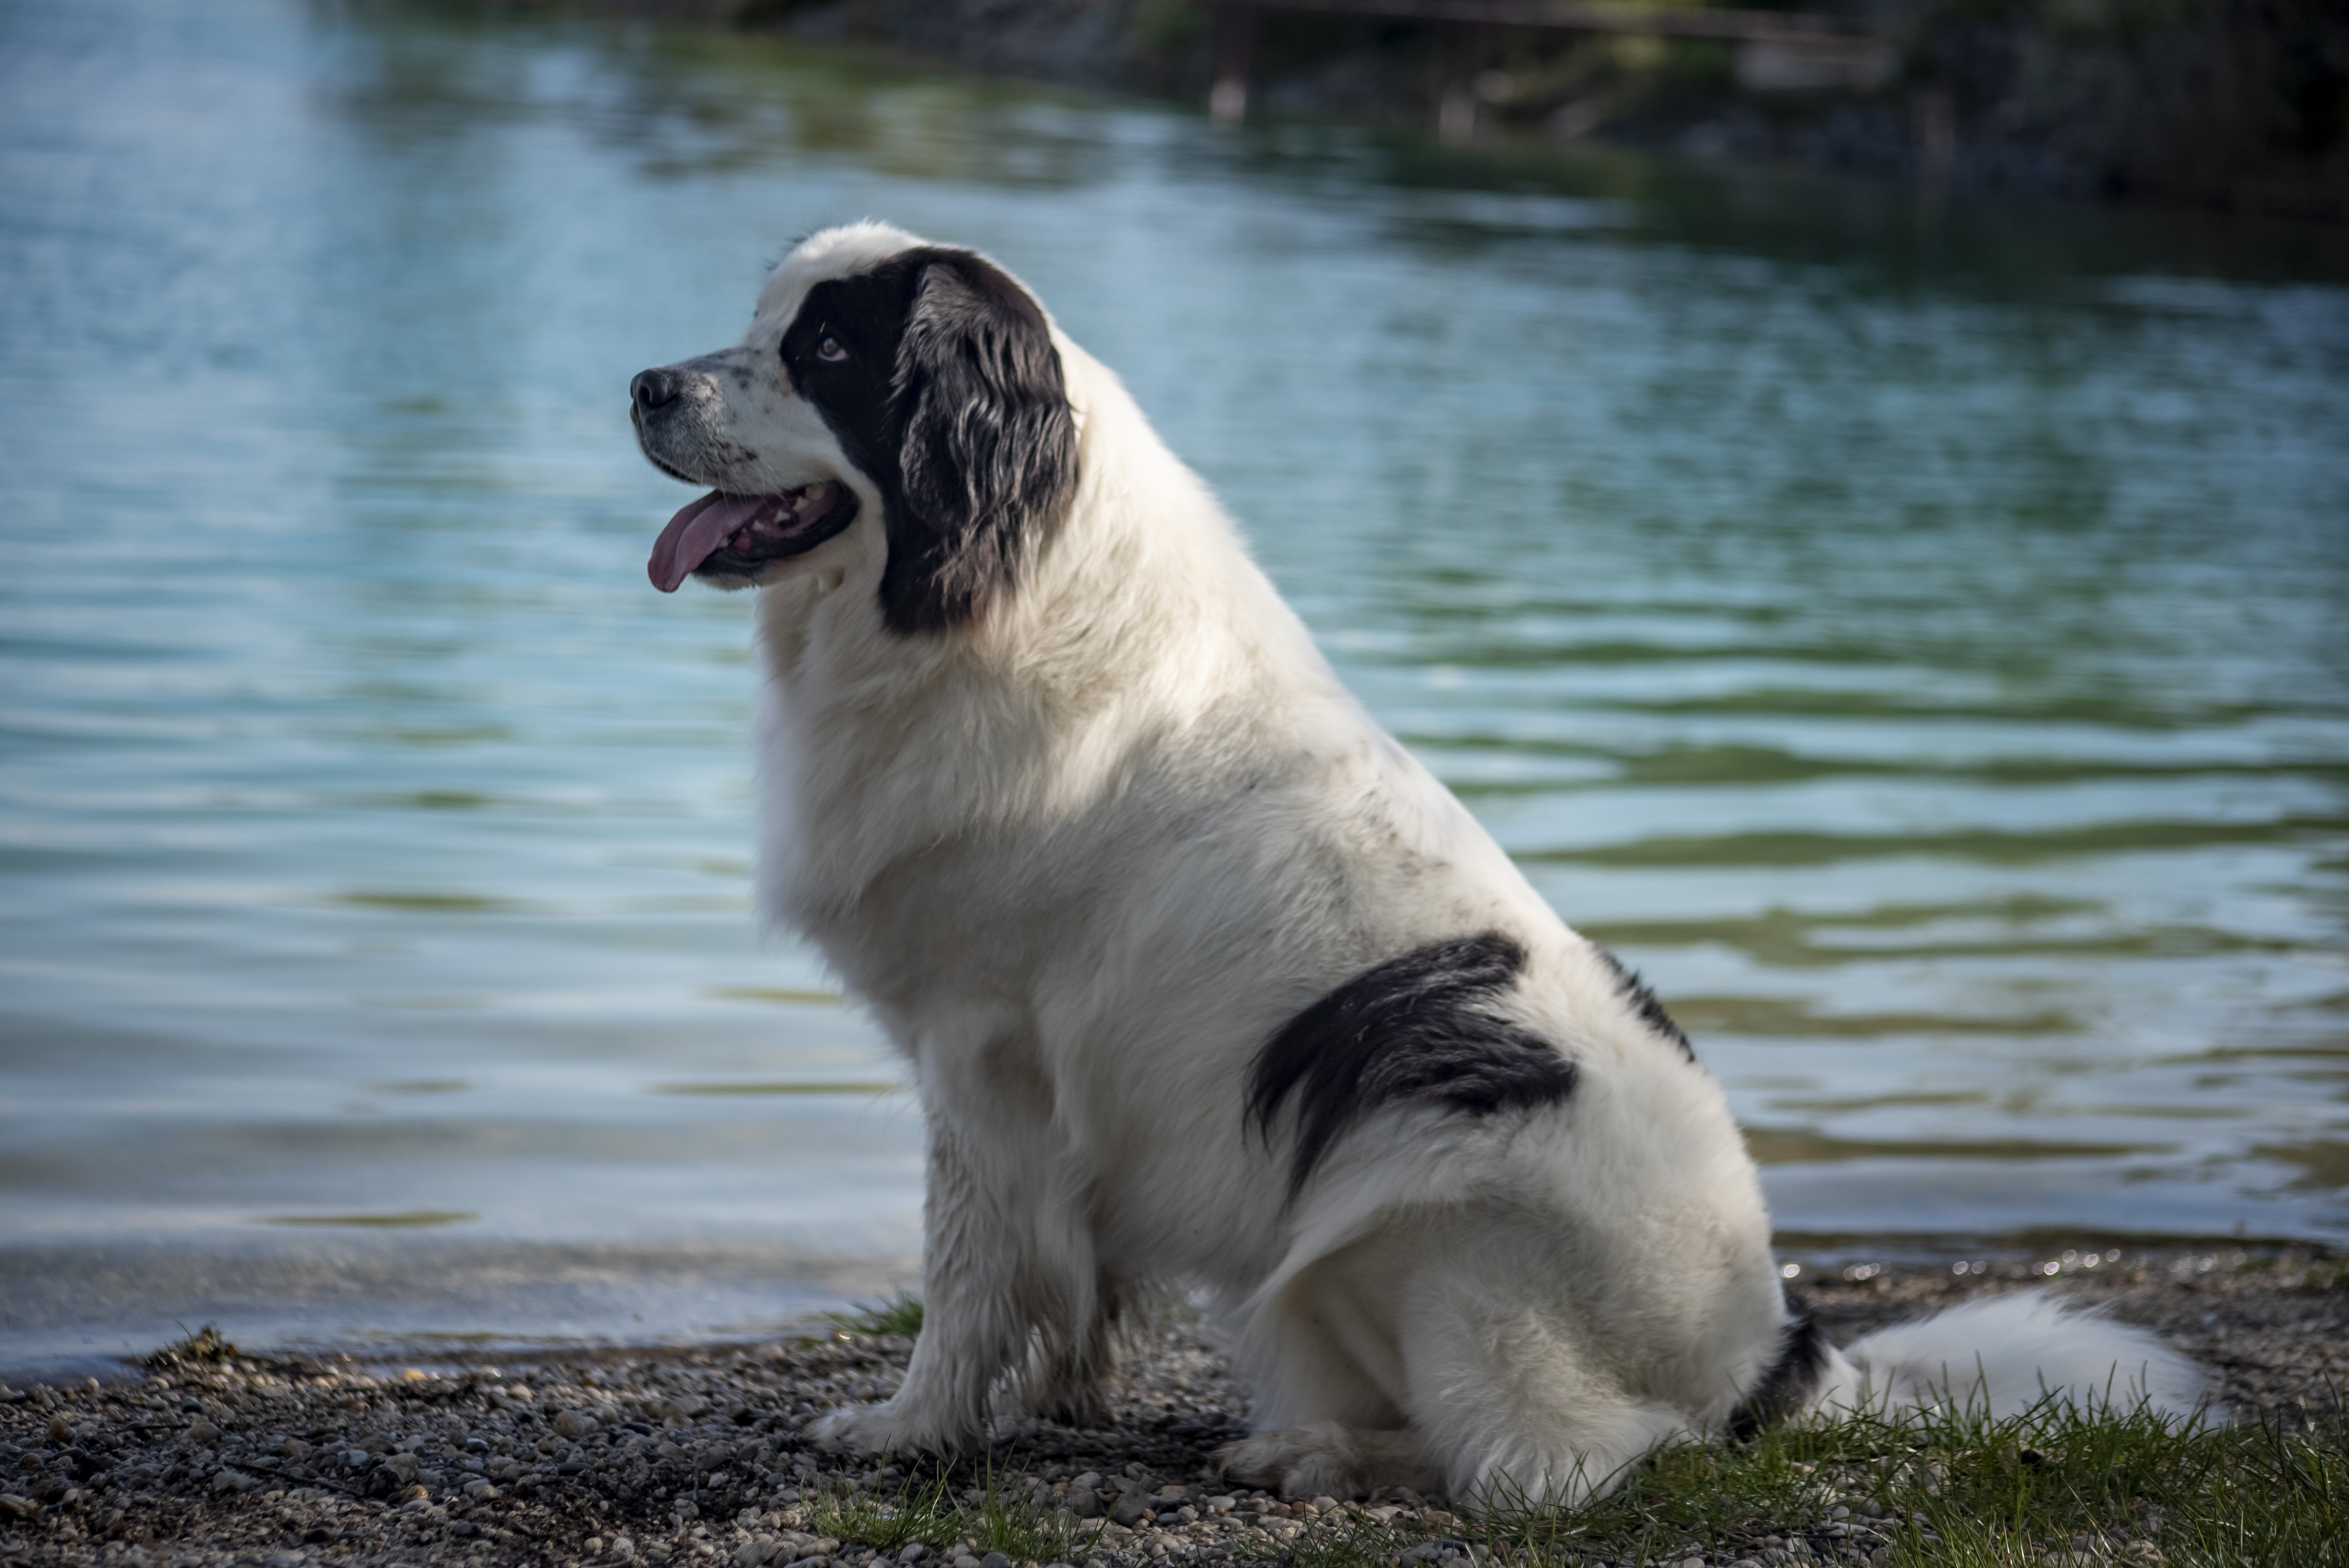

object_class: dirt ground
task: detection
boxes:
[2,1245,2341,1568]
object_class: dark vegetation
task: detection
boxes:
[479,0,2349,223]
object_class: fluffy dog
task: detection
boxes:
[631,222,2208,1505]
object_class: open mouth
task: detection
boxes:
[647,481,858,593]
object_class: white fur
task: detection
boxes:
[1815,1290,2212,1424]
[640,222,2214,1507]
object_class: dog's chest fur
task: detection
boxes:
[741,355,1531,1064]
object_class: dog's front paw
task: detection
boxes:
[806,1401,964,1457]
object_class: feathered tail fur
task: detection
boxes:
[1807,1290,2215,1425]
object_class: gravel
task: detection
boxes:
[0,1246,2338,1568]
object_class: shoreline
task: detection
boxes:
[475,0,2349,226]
[8,1229,2337,1389]
[3,1245,2340,1567]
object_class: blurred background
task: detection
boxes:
[2,0,2345,1380]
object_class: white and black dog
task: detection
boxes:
[631,222,2207,1505]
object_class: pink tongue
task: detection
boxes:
[648,492,771,593]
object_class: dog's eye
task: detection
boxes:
[816,336,847,363]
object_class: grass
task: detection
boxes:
[822,1290,926,1339]
[962,1466,1115,1564]
[784,1396,2344,1568]
[1455,1395,2349,1568]
[799,1465,959,1553]
[799,1459,1110,1565]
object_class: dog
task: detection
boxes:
[630,221,2210,1506]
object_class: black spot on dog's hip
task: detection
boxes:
[1248,931,1575,1197]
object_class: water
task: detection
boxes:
[3,0,2346,1377]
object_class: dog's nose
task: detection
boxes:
[631,368,683,415]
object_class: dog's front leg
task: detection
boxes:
[811,1037,1055,1455]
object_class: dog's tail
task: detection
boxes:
[1777,1290,2215,1429]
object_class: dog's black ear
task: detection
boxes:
[882,253,1078,634]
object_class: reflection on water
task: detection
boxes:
[257,1212,479,1229]
[646,1082,906,1097]
[1,0,2346,1368]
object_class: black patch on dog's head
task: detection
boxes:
[1593,945,1695,1061]
[1248,932,1576,1199]
[1727,1309,1830,1440]
[781,246,1078,634]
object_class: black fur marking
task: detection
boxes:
[1593,946,1696,1061]
[783,246,1078,634]
[1727,1310,1830,1440]
[1248,932,1576,1197]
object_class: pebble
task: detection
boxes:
[0,1254,2328,1567]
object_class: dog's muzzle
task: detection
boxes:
[631,366,862,593]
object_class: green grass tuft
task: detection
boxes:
[823,1290,925,1339]
[964,1461,1112,1564]
[800,1465,961,1552]
[799,1458,1109,1565]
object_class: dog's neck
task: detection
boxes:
[746,341,1331,939]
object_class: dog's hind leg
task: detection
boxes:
[1223,1215,1702,1509]
[1217,1422,1435,1500]
[1392,1237,1704,1511]
[1216,1236,1435,1500]
[1399,1295,1691,1511]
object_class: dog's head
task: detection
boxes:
[632,223,1078,634]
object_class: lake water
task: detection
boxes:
[3,0,2346,1378]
